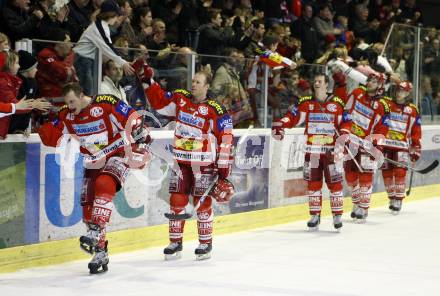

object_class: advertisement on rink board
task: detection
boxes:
[17,134,270,245]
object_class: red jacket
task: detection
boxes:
[0,72,22,138]
[37,47,77,100]
[146,82,233,166]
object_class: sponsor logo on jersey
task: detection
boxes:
[90,106,104,117]
[198,106,209,115]
[355,101,374,118]
[174,151,213,162]
[165,91,173,99]
[351,123,366,137]
[308,122,335,135]
[290,104,298,116]
[308,113,334,122]
[416,116,421,125]
[388,119,407,133]
[95,95,118,105]
[175,138,204,151]
[72,119,106,135]
[389,112,409,122]
[116,101,132,117]
[326,103,337,112]
[308,135,334,145]
[352,111,371,130]
[178,111,205,128]
[386,130,405,140]
[218,115,233,131]
[207,100,225,115]
[342,111,351,122]
[175,122,203,138]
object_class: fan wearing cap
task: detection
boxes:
[380,81,421,214]
[73,0,135,96]
[339,72,391,222]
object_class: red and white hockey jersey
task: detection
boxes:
[145,82,233,166]
[277,95,346,153]
[38,94,139,162]
[340,86,390,146]
[379,97,421,151]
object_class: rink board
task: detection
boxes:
[0,126,440,272]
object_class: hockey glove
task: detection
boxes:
[272,120,285,141]
[410,146,421,162]
[210,178,235,203]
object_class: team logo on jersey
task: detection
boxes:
[404,106,412,114]
[326,103,337,112]
[198,106,209,115]
[90,106,104,117]
[179,99,186,107]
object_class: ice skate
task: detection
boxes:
[195,243,212,261]
[307,215,320,231]
[88,241,109,274]
[350,204,359,220]
[333,214,343,232]
[354,208,368,223]
[164,242,183,260]
[390,199,402,215]
[79,224,101,254]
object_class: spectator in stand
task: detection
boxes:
[197,8,235,57]
[37,29,77,103]
[163,46,194,90]
[115,0,137,47]
[211,47,253,127]
[313,4,342,50]
[423,38,440,78]
[291,4,319,63]
[33,0,69,40]
[99,59,127,102]
[243,19,265,58]
[265,0,295,26]
[73,0,134,95]
[0,32,11,51]
[397,0,423,26]
[146,18,170,57]
[114,36,130,60]
[349,4,381,43]
[66,0,94,42]
[1,0,44,43]
[132,6,153,46]
[8,50,39,133]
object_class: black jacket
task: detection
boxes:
[1,4,41,43]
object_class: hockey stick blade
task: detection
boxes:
[416,159,439,174]
[164,212,193,220]
[406,170,414,196]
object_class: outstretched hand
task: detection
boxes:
[32,98,52,112]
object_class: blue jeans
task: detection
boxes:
[74,55,95,95]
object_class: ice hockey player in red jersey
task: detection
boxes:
[380,81,421,214]
[340,73,390,222]
[143,66,234,260]
[37,82,150,274]
[272,73,346,231]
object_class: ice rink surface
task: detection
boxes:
[1,197,440,296]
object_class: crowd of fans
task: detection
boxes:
[0,0,439,137]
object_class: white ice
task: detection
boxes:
[1,197,440,296]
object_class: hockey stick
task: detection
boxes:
[164,175,219,220]
[384,158,438,174]
[406,170,414,196]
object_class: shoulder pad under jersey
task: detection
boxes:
[207,99,227,115]
[331,96,345,108]
[298,96,312,105]
[379,98,391,113]
[94,94,120,105]
[174,89,192,98]
[408,103,420,114]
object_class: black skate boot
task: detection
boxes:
[195,243,212,261]
[390,200,402,215]
[88,241,109,274]
[350,204,359,219]
[164,241,183,260]
[307,215,320,231]
[80,224,101,254]
[333,214,343,232]
[354,207,368,223]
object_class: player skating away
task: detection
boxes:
[272,73,346,231]
[380,81,421,214]
[340,73,390,223]
[38,82,150,274]
[143,66,234,260]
